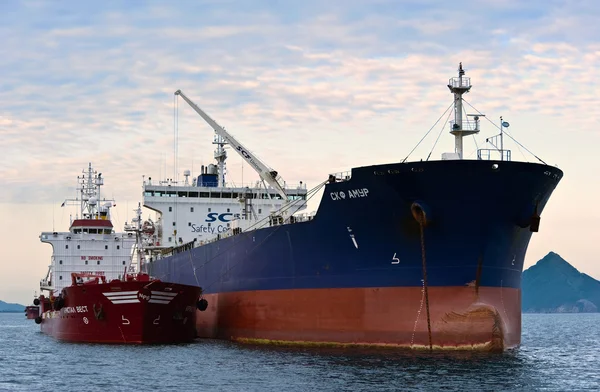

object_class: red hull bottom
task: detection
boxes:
[195,286,520,351]
[40,280,202,344]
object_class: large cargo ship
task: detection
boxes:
[142,64,563,350]
[34,164,204,344]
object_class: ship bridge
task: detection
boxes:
[69,219,114,234]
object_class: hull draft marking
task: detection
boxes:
[347,227,359,249]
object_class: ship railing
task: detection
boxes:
[144,179,307,190]
[477,148,512,161]
[328,171,352,182]
[291,212,317,223]
[178,212,318,251]
[448,76,471,89]
[449,120,478,132]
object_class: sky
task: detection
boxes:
[1,0,599,305]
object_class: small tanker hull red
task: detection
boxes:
[39,280,202,344]
[25,306,39,319]
[196,286,520,350]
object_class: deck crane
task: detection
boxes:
[174,90,289,203]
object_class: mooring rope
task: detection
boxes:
[419,220,433,350]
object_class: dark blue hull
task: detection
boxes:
[149,160,561,291]
[148,160,562,349]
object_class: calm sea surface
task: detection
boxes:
[0,313,598,391]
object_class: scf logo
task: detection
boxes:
[205,212,240,223]
[236,146,251,160]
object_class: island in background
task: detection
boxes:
[0,300,26,313]
[523,252,599,313]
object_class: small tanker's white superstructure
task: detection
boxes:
[39,163,136,294]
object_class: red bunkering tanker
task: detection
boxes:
[34,163,207,344]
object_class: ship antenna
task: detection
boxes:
[447,63,478,159]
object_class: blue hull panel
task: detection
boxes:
[148,160,562,294]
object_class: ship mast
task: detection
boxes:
[447,63,478,159]
[62,163,114,222]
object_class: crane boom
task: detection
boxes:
[174,90,288,201]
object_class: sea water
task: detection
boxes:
[0,313,598,391]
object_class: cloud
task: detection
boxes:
[0,0,599,206]
[2,0,600,305]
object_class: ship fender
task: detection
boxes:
[33,298,40,306]
[411,200,432,227]
[34,316,42,324]
[529,203,541,232]
[93,303,104,320]
[54,297,65,311]
[196,298,208,312]
[516,201,541,232]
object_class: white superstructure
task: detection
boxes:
[141,91,310,248]
[39,163,136,294]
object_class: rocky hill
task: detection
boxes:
[0,300,25,313]
[522,252,600,313]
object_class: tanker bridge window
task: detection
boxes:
[65,245,69,249]
[105,245,108,249]
[59,260,63,265]
[97,260,100,265]
[191,207,194,212]
[77,245,80,249]
[169,206,172,212]
[117,245,120,250]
